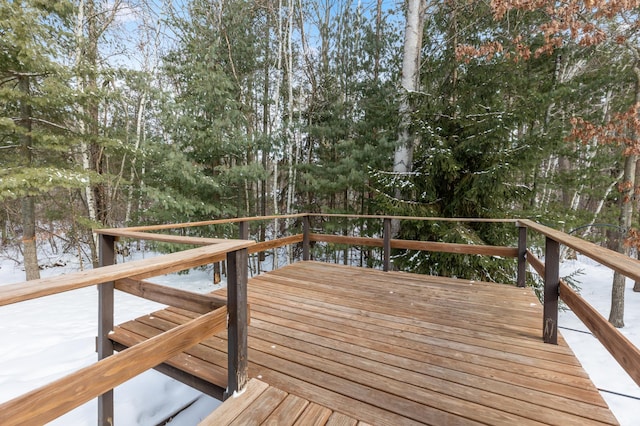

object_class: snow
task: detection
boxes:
[0,250,221,425]
[559,257,640,426]
[0,250,639,425]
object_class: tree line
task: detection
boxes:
[2,0,639,326]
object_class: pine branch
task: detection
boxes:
[0,76,18,86]
[6,70,49,77]
[10,117,76,133]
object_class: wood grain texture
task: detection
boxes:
[309,234,518,257]
[249,235,303,254]
[111,262,618,426]
[115,277,227,313]
[560,280,640,387]
[96,214,308,233]
[201,378,360,426]
[519,219,640,282]
[0,241,253,307]
[0,307,227,426]
[199,379,269,425]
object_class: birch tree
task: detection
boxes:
[391,0,425,235]
[460,0,640,326]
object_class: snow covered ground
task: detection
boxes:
[558,257,640,426]
[0,248,223,425]
[0,248,639,425]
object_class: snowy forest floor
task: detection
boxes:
[0,245,638,425]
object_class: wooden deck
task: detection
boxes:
[111,261,618,425]
[199,378,362,425]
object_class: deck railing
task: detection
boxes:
[0,239,253,426]
[94,213,640,387]
[1,213,640,425]
[516,219,640,387]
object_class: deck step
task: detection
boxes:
[199,378,362,426]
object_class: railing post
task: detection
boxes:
[517,226,527,287]
[98,234,115,426]
[543,237,559,344]
[383,218,391,272]
[303,215,310,261]
[225,247,249,400]
[238,220,249,240]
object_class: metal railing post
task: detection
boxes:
[543,237,559,344]
[517,226,527,287]
[383,218,391,272]
[225,248,249,399]
[303,215,310,261]
[98,234,115,426]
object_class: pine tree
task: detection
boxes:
[0,0,85,279]
[385,0,558,282]
[158,0,265,226]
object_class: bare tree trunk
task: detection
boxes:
[18,75,40,281]
[22,197,40,281]
[125,91,147,224]
[609,54,640,326]
[391,0,425,235]
[610,151,637,328]
[272,0,284,271]
[580,170,623,240]
[285,0,296,263]
[259,8,271,262]
[635,157,640,292]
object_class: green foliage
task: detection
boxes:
[299,3,401,214]
[375,0,558,281]
[0,0,85,202]
[156,0,264,222]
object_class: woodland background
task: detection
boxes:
[3,0,640,325]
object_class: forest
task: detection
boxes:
[2,0,640,326]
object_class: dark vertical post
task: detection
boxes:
[303,215,310,261]
[543,237,559,344]
[225,248,249,400]
[517,226,527,287]
[238,220,249,240]
[383,218,391,272]
[98,234,115,426]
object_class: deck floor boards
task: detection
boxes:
[111,261,618,425]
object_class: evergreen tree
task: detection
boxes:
[384,0,558,282]
[0,0,86,279]
[159,0,265,226]
[300,1,399,216]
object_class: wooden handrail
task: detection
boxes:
[95,213,517,235]
[526,249,545,277]
[115,278,227,314]
[308,213,518,223]
[526,248,640,386]
[518,219,640,283]
[93,229,248,245]
[560,281,640,387]
[0,240,254,307]
[308,234,518,258]
[96,213,308,233]
[0,306,228,426]
[249,234,303,254]
[391,239,518,257]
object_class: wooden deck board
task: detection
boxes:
[110,261,619,425]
